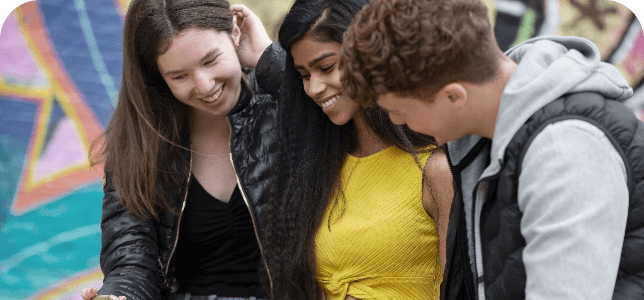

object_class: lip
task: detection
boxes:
[200,83,225,103]
[317,93,341,110]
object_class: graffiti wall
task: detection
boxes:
[0,0,642,299]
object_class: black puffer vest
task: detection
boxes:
[482,92,644,299]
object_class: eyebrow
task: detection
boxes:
[162,49,219,76]
[294,51,338,70]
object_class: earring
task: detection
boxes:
[236,42,240,47]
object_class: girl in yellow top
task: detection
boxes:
[315,145,446,299]
[231,1,453,299]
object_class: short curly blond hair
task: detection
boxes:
[341,0,499,105]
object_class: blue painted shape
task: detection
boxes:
[0,181,103,299]
[0,96,38,230]
[74,0,118,106]
[42,96,66,149]
[39,0,123,127]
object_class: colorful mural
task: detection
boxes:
[1,1,125,299]
[0,0,642,299]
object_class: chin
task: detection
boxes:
[328,114,352,126]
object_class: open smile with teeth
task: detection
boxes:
[201,83,225,103]
[321,94,340,109]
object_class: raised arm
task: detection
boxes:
[231,4,284,99]
[230,4,272,69]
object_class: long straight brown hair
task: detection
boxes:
[90,0,235,221]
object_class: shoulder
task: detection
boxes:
[525,119,625,170]
[423,148,452,186]
[422,148,454,215]
[519,119,628,209]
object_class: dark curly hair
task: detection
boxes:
[341,0,499,105]
[261,0,437,299]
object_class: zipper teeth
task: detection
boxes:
[229,153,274,296]
[164,149,193,275]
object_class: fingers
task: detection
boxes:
[230,3,252,24]
[230,4,253,18]
[230,3,261,26]
[80,288,126,300]
[81,287,97,300]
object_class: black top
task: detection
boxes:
[173,175,262,296]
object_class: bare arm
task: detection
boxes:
[422,149,454,272]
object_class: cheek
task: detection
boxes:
[302,80,312,98]
[331,69,343,90]
[166,81,190,101]
[347,103,361,119]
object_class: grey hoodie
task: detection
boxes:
[447,36,634,300]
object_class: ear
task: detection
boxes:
[441,83,467,107]
[231,16,241,46]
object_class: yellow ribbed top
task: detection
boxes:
[315,145,441,300]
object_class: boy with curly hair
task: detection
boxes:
[341,0,644,299]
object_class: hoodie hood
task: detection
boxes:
[480,36,633,179]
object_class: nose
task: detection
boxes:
[307,74,326,100]
[194,70,215,95]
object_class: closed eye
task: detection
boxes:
[172,74,187,81]
[205,53,220,66]
[320,63,335,73]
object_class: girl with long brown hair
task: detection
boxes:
[80,0,276,299]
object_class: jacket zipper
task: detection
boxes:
[164,149,193,276]
[227,117,275,296]
[229,153,274,296]
[470,173,501,300]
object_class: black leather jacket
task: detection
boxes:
[97,71,279,300]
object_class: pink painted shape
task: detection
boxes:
[623,29,644,77]
[635,109,643,122]
[0,12,47,85]
[34,118,87,181]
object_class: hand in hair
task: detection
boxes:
[230,4,272,69]
[80,287,126,300]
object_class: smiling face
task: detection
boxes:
[290,34,361,125]
[157,27,241,117]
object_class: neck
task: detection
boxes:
[351,111,388,158]
[189,108,230,151]
[474,56,518,140]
